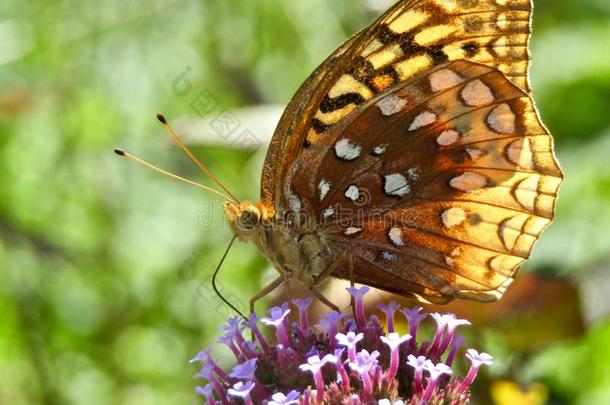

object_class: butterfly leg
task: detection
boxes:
[250,276,284,315]
[309,250,349,312]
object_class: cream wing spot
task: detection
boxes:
[335,139,362,161]
[287,189,301,214]
[506,138,534,169]
[437,130,460,146]
[388,227,404,247]
[496,13,508,29]
[344,227,362,236]
[373,144,388,156]
[384,174,410,197]
[441,207,467,228]
[429,69,464,92]
[345,185,360,201]
[461,80,494,107]
[323,207,335,219]
[376,94,408,116]
[466,148,484,161]
[381,251,398,261]
[319,179,331,201]
[409,111,437,131]
[488,104,516,134]
[513,176,540,212]
[449,172,488,192]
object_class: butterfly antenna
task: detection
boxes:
[114,148,234,201]
[212,236,246,319]
[156,113,240,203]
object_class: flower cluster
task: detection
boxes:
[192,286,493,404]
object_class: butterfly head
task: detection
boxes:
[224,201,271,241]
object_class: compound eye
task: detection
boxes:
[238,210,259,230]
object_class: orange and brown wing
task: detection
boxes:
[287,60,562,303]
[262,0,535,215]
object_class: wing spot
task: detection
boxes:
[408,167,421,182]
[487,103,516,134]
[319,179,331,201]
[506,138,534,169]
[441,207,467,228]
[381,251,398,261]
[449,172,488,192]
[335,139,362,161]
[461,79,495,106]
[409,111,437,131]
[345,185,360,201]
[344,227,362,236]
[323,208,335,219]
[287,189,301,215]
[373,144,388,156]
[437,129,460,146]
[388,227,404,246]
[376,94,408,116]
[384,174,410,197]
[429,69,464,92]
[497,13,508,29]
[466,148,485,161]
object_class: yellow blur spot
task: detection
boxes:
[415,24,458,46]
[329,74,373,99]
[388,9,429,34]
[394,54,432,80]
[491,380,548,405]
[368,44,404,70]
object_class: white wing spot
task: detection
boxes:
[335,139,362,161]
[408,111,437,131]
[408,167,421,182]
[319,179,331,201]
[384,174,410,197]
[449,172,488,192]
[445,256,454,268]
[381,251,398,261]
[429,68,464,92]
[437,130,460,146]
[441,207,467,228]
[345,185,360,201]
[373,144,388,156]
[487,103,516,134]
[323,207,335,219]
[496,13,508,29]
[466,148,484,160]
[388,227,404,246]
[376,94,408,116]
[461,79,494,106]
[287,189,301,214]
[344,227,362,236]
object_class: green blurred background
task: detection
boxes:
[1,0,609,404]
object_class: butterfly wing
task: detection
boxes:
[287,59,562,303]
[262,0,536,214]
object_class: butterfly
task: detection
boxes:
[119,0,563,314]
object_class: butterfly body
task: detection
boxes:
[222,0,563,308]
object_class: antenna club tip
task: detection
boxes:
[114,148,126,156]
[156,113,167,125]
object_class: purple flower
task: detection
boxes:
[400,306,427,344]
[422,362,453,402]
[292,297,313,333]
[406,354,431,392]
[347,286,370,327]
[230,358,257,380]
[380,332,411,379]
[195,384,215,404]
[336,331,364,362]
[261,303,291,346]
[377,301,400,333]
[269,390,301,405]
[299,355,330,402]
[228,381,255,405]
[192,289,489,404]
[458,349,494,393]
[349,349,380,400]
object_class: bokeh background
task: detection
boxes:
[1,0,609,404]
